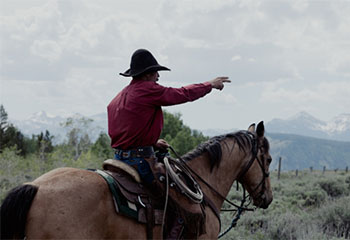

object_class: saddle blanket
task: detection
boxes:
[93,169,164,224]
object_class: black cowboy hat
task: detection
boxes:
[120,49,170,77]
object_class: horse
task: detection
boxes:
[0,121,273,239]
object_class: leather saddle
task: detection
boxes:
[99,159,164,224]
[97,158,207,239]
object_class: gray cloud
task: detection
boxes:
[1,0,349,130]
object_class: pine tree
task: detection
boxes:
[91,132,114,159]
[0,105,27,155]
[37,130,54,160]
[0,105,10,152]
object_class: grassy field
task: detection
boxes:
[221,170,350,240]
[1,148,349,239]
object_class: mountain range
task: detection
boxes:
[266,111,350,142]
[201,111,350,142]
[11,111,350,142]
[9,111,350,170]
[10,111,108,143]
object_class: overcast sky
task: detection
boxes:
[1,0,349,131]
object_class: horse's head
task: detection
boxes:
[239,121,273,209]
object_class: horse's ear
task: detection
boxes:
[248,123,256,133]
[256,121,265,137]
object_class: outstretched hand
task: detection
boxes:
[209,77,231,90]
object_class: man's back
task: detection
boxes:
[108,80,164,149]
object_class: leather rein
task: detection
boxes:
[168,132,270,237]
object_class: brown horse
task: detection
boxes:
[0,121,273,239]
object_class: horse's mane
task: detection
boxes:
[182,130,254,172]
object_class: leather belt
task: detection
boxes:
[114,146,155,158]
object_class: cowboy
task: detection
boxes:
[107,49,230,239]
[107,49,230,184]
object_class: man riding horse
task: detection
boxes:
[0,49,273,240]
[107,49,230,238]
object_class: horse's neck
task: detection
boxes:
[187,138,249,210]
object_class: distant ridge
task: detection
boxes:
[10,110,350,142]
[267,133,350,171]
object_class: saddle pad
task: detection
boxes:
[95,169,138,219]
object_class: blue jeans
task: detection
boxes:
[114,153,154,184]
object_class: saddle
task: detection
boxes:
[97,158,207,239]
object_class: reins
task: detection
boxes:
[169,146,254,212]
[218,185,248,238]
[160,164,170,239]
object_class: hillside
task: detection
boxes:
[267,133,350,171]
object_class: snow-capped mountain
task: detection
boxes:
[266,112,350,142]
[10,111,108,143]
[321,113,350,133]
[89,112,108,133]
[11,111,66,141]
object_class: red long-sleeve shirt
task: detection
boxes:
[107,79,212,149]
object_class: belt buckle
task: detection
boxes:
[137,148,143,157]
[122,151,130,158]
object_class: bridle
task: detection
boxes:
[217,132,271,238]
[235,132,271,202]
[169,131,271,238]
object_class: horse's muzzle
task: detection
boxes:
[254,193,273,209]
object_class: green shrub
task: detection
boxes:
[345,176,350,184]
[240,211,270,234]
[0,148,28,201]
[316,196,350,239]
[345,176,350,191]
[302,189,327,207]
[318,178,348,197]
[267,211,303,240]
[221,171,350,239]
